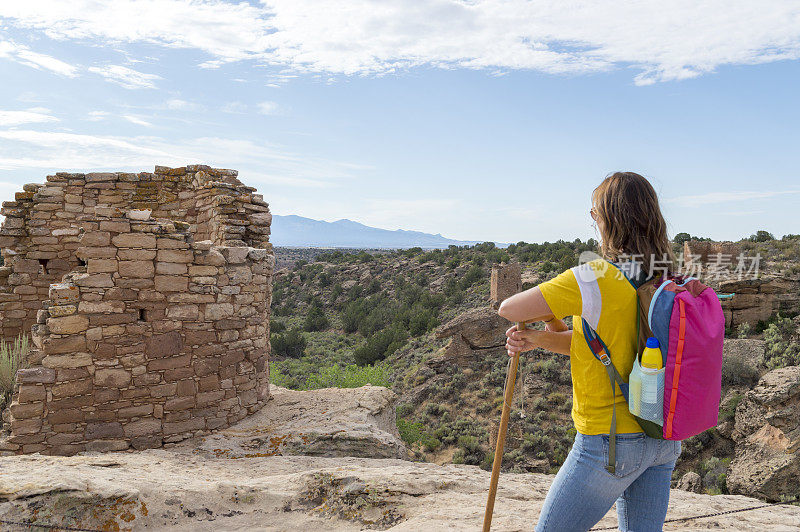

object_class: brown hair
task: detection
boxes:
[592,172,675,269]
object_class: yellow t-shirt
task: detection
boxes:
[538,258,643,435]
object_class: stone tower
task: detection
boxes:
[490,262,521,309]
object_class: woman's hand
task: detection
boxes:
[505,324,542,357]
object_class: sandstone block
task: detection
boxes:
[157,249,193,263]
[99,220,131,233]
[42,352,92,368]
[112,233,156,248]
[165,396,195,411]
[87,259,118,273]
[9,401,44,419]
[205,303,233,320]
[47,314,89,334]
[16,367,56,384]
[165,304,199,321]
[118,248,156,261]
[74,273,114,288]
[119,260,155,278]
[220,247,249,264]
[81,231,111,246]
[52,378,92,398]
[146,331,183,358]
[84,422,124,439]
[43,334,86,355]
[118,404,154,418]
[49,282,80,305]
[79,301,125,314]
[11,418,43,435]
[47,304,77,317]
[123,418,161,438]
[94,368,132,387]
[154,275,188,292]
[156,262,188,275]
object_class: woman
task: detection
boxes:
[498,172,681,532]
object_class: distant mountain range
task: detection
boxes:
[270,214,507,249]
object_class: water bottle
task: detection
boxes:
[628,337,665,425]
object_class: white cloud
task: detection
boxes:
[668,189,800,207]
[0,109,59,126]
[87,64,161,89]
[0,38,78,77]
[0,128,372,187]
[257,101,279,115]
[2,1,800,84]
[122,115,153,127]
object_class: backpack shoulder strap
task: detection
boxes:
[580,317,630,474]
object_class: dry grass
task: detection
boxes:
[0,334,29,410]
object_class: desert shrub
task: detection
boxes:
[271,327,307,358]
[721,357,760,387]
[748,230,775,242]
[719,393,743,422]
[452,435,485,466]
[446,257,460,269]
[736,322,752,338]
[354,324,408,365]
[763,315,800,369]
[397,418,424,445]
[271,320,287,334]
[331,283,343,300]
[304,300,329,332]
[459,264,485,290]
[424,402,447,417]
[317,271,332,287]
[0,335,29,409]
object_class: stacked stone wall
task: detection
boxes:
[0,165,273,455]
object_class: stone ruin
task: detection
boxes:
[0,165,273,455]
[682,239,742,269]
[489,262,521,310]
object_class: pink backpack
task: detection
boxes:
[581,264,725,473]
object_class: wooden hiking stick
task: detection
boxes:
[483,318,569,531]
[482,320,525,532]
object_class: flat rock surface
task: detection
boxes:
[185,385,408,460]
[1,452,799,531]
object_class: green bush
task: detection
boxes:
[354,324,408,365]
[452,435,485,466]
[304,300,329,332]
[271,327,307,358]
[459,264,485,290]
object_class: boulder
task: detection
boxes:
[723,338,765,371]
[436,306,508,349]
[676,471,703,493]
[727,366,800,501]
[189,385,408,460]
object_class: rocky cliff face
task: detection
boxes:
[728,366,800,501]
[2,385,799,531]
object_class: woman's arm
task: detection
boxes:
[506,326,572,357]
[497,286,556,323]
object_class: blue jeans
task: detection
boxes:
[535,432,681,532]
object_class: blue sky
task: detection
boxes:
[1,1,799,244]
